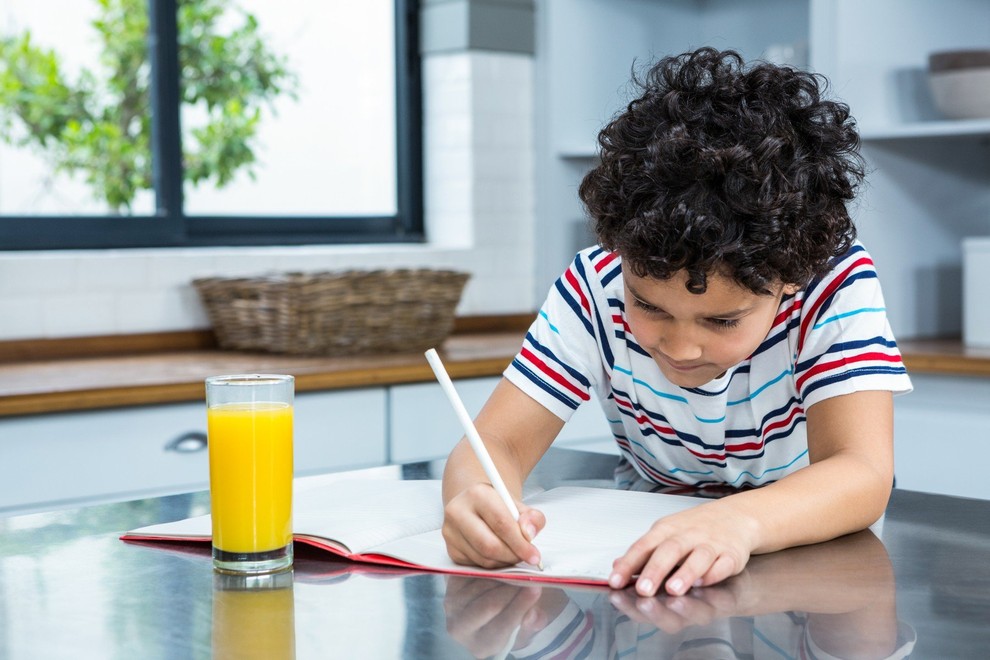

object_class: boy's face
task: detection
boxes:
[623,269,797,388]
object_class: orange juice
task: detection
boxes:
[208,402,293,554]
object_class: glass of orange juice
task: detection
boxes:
[206,374,294,574]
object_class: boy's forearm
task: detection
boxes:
[724,452,892,555]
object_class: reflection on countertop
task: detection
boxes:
[441,530,913,659]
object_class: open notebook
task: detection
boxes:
[121,479,702,586]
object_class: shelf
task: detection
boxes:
[899,338,990,378]
[559,119,990,155]
[557,147,599,160]
[860,118,990,141]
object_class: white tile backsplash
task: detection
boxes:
[76,255,151,292]
[0,297,44,338]
[0,254,79,295]
[42,293,115,338]
[0,51,537,341]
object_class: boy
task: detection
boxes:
[441,47,912,598]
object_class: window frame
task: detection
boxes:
[0,0,423,250]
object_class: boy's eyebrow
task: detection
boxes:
[625,282,756,318]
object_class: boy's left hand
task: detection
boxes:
[607,500,760,597]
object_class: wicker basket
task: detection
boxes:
[193,269,470,356]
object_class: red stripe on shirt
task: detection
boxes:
[594,250,618,273]
[519,347,590,401]
[798,256,873,352]
[796,351,902,392]
[565,267,591,316]
[725,405,805,453]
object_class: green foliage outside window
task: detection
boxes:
[0,0,296,213]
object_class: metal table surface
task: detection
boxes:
[0,448,987,659]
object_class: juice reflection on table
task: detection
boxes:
[208,401,293,553]
[212,571,295,660]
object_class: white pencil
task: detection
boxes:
[424,348,543,570]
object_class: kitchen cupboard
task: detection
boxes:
[893,374,990,500]
[389,377,615,464]
[0,380,615,516]
[0,389,387,516]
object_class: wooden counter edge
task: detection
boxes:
[3,333,989,418]
[0,357,516,418]
[900,347,990,377]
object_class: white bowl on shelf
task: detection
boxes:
[929,67,990,119]
[928,49,990,120]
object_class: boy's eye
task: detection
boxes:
[708,318,740,329]
[633,298,662,314]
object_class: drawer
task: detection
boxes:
[0,388,388,515]
[0,401,210,514]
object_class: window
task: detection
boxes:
[0,0,422,249]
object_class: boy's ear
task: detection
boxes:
[782,283,802,296]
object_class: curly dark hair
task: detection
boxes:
[579,47,864,295]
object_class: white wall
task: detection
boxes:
[0,51,537,340]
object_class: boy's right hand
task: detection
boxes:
[442,482,546,569]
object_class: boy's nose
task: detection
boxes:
[659,331,703,361]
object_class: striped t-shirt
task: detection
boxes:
[505,242,913,489]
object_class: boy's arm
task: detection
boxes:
[609,389,895,597]
[442,377,566,568]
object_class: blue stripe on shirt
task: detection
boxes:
[802,365,907,398]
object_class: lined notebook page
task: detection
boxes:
[127,480,445,554]
[294,480,444,552]
[521,487,701,579]
[374,486,702,581]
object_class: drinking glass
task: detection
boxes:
[206,374,294,574]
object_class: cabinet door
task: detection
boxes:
[389,377,615,464]
[294,388,387,476]
[894,375,990,500]
[0,402,210,514]
[389,378,498,464]
[0,389,388,515]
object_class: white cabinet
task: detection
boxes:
[389,377,614,464]
[0,401,210,514]
[894,374,990,500]
[389,378,498,464]
[294,388,387,476]
[0,389,387,515]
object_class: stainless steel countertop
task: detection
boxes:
[1,448,987,659]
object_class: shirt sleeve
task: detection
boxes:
[793,244,913,409]
[504,251,607,421]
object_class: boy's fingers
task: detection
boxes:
[697,554,740,588]
[659,544,716,596]
[517,507,546,541]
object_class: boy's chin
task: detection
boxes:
[656,364,719,388]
